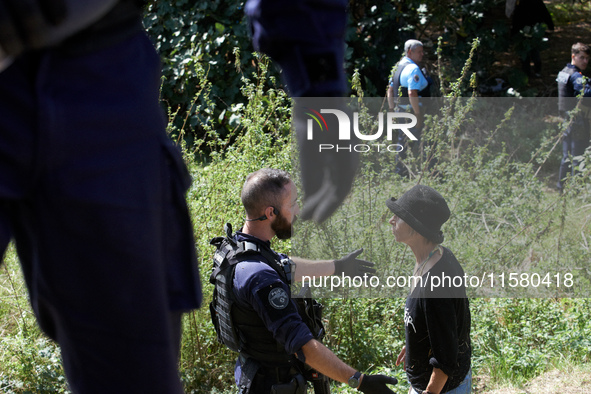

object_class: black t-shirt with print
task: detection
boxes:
[404,247,471,393]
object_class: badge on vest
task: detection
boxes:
[557,71,570,85]
[268,287,289,309]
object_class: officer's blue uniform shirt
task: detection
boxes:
[390,56,429,93]
[232,232,314,384]
[557,63,591,97]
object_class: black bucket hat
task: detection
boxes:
[386,185,450,244]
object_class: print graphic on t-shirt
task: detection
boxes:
[404,307,416,333]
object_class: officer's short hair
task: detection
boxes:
[404,39,423,54]
[241,168,292,217]
[572,42,591,56]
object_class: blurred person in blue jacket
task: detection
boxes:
[0,1,202,392]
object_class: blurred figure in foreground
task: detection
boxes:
[0,1,202,392]
[245,0,358,223]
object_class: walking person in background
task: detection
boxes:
[387,39,433,177]
[556,42,591,191]
[386,185,472,394]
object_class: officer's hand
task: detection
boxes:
[358,374,398,394]
[299,163,357,223]
[0,0,67,56]
[293,100,359,224]
[334,249,376,277]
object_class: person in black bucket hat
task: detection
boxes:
[386,185,472,394]
[386,184,450,244]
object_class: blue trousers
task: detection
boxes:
[410,368,472,394]
[557,131,589,190]
[0,31,201,393]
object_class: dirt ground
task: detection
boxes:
[474,364,591,393]
[432,0,591,96]
[511,0,591,96]
[530,7,591,96]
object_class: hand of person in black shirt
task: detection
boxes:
[396,346,406,371]
[334,249,376,277]
[359,374,398,394]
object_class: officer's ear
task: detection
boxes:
[265,206,276,219]
[266,206,281,219]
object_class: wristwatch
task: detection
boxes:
[348,371,362,388]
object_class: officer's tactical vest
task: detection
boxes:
[209,224,324,367]
[557,65,578,113]
[390,59,431,106]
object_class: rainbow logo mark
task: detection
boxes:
[304,108,329,132]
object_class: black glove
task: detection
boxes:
[334,249,376,277]
[358,374,398,394]
[293,98,359,224]
[0,0,67,56]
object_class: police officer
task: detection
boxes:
[387,39,433,177]
[556,42,591,191]
[0,1,202,392]
[210,168,398,393]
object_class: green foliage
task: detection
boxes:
[0,334,67,394]
[471,298,591,385]
[295,40,590,300]
[345,0,417,96]
[0,248,70,394]
[143,0,260,148]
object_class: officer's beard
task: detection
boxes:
[272,212,296,240]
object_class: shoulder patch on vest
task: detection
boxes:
[268,287,289,309]
[557,71,570,85]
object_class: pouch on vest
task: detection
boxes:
[238,356,262,394]
[209,223,241,352]
[271,374,307,394]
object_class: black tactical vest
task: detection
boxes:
[557,65,578,113]
[390,59,431,107]
[209,224,324,368]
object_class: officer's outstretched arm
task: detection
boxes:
[291,257,334,282]
[291,249,376,282]
[301,339,397,393]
